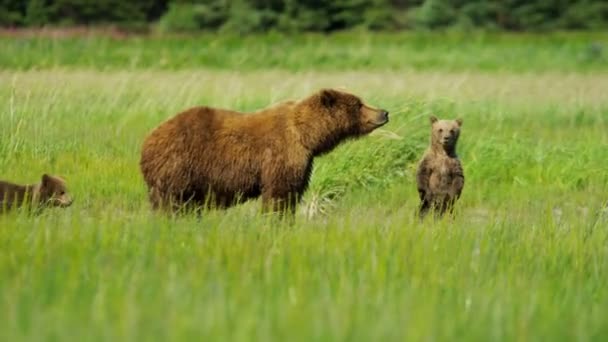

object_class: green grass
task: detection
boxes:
[0,31,607,72]
[1,33,608,341]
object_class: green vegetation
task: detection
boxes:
[1,33,608,341]
[0,32,607,72]
[2,0,608,31]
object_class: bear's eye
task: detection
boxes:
[59,191,65,196]
[438,129,443,133]
[450,129,455,133]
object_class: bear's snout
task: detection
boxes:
[58,196,73,207]
[441,132,458,146]
[371,109,389,126]
[378,110,389,123]
[360,107,389,131]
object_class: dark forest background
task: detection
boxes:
[1,0,607,32]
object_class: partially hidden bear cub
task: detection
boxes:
[140,88,389,215]
[0,174,73,213]
[416,115,464,219]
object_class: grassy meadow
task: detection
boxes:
[0,32,607,341]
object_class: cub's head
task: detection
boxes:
[430,115,462,149]
[39,174,73,208]
[317,88,389,135]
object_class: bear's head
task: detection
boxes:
[296,89,389,155]
[319,89,389,135]
[38,174,73,208]
[430,115,462,151]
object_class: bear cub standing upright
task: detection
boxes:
[416,115,464,219]
[140,88,389,215]
[0,174,73,213]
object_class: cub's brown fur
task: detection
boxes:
[0,174,73,213]
[140,88,389,215]
[416,115,464,219]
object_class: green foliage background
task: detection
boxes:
[1,0,608,32]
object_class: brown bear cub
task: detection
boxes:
[0,174,73,213]
[416,115,464,219]
[140,88,389,215]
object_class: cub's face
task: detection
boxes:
[319,89,389,135]
[431,115,462,148]
[39,174,73,207]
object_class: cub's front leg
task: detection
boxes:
[416,156,434,219]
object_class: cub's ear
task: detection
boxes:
[455,118,463,126]
[430,115,438,124]
[41,174,51,186]
[320,89,337,108]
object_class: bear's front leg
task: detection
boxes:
[416,156,433,201]
[450,173,465,199]
[260,155,311,217]
[261,188,300,216]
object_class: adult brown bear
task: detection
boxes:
[140,89,389,215]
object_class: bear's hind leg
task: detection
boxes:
[434,198,454,219]
[261,190,299,220]
[149,186,186,214]
[418,199,431,221]
[149,186,165,210]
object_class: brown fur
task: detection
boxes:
[416,115,464,219]
[0,174,73,213]
[140,88,389,215]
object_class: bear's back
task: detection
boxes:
[0,180,32,210]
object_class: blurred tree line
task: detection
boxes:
[1,0,607,32]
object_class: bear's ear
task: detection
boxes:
[455,118,463,127]
[41,174,51,186]
[429,115,438,124]
[42,173,53,186]
[320,89,337,108]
